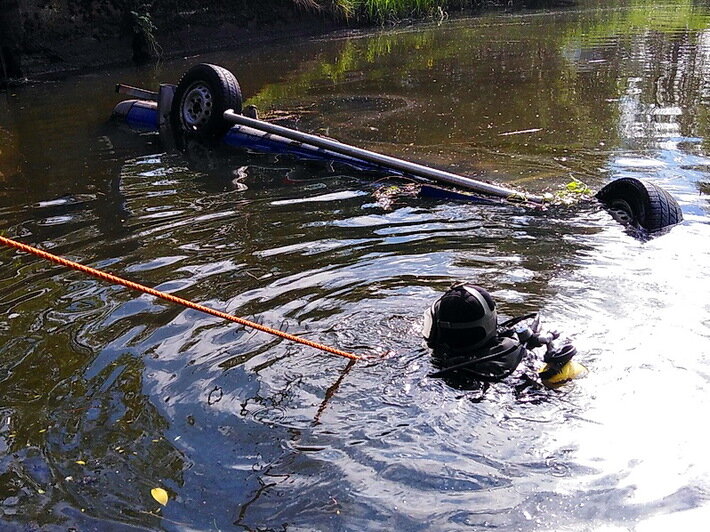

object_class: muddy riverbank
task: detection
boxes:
[0,1,341,81]
[1,0,548,83]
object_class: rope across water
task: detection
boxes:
[0,236,359,361]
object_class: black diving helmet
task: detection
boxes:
[422,283,498,354]
[423,283,526,382]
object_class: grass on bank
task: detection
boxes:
[295,0,502,23]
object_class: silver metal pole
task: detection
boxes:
[223,110,543,204]
[116,83,159,101]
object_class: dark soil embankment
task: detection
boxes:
[0,0,558,83]
[0,1,343,81]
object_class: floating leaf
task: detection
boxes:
[151,487,169,506]
[75,460,86,465]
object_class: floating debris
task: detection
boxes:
[499,128,543,136]
[544,178,594,205]
[373,183,420,209]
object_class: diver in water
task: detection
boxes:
[421,282,585,390]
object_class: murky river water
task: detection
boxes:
[1,1,710,530]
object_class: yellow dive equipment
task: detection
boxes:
[540,359,588,388]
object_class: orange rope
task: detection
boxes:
[0,235,359,360]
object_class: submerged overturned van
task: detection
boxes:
[112,63,684,235]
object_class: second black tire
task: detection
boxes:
[170,63,242,140]
[595,177,683,233]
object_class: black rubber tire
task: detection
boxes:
[170,63,242,140]
[595,177,683,232]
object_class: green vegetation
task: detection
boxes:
[130,9,162,63]
[544,179,595,205]
[320,0,710,30]
[301,0,503,23]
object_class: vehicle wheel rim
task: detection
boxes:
[609,199,634,224]
[181,82,213,128]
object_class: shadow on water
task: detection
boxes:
[0,0,709,529]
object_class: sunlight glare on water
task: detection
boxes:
[540,219,710,528]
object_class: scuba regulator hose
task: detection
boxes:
[506,314,588,387]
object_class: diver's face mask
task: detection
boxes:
[422,283,498,355]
